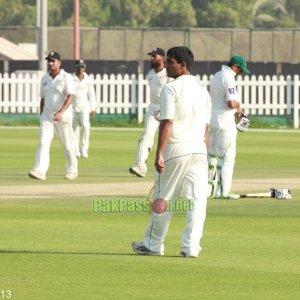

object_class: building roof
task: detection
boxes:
[0,37,37,60]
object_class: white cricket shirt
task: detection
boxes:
[40,69,76,115]
[146,68,169,104]
[72,72,96,112]
[209,65,240,129]
[160,75,211,157]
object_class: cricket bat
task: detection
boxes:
[239,192,272,198]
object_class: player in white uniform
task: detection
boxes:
[129,48,169,177]
[28,51,78,180]
[132,46,211,258]
[208,55,250,198]
[72,59,96,159]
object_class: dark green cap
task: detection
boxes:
[230,55,250,74]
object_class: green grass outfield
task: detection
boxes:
[0,128,299,299]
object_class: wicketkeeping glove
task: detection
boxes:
[236,113,250,132]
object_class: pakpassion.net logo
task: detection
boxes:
[92,198,194,214]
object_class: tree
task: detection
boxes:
[192,0,252,28]
[151,0,196,27]
[0,0,35,26]
[251,0,299,27]
[0,0,300,29]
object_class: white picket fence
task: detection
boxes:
[0,72,299,128]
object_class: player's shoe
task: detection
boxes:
[28,170,46,180]
[131,241,163,256]
[180,251,199,258]
[223,193,240,200]
[129,166,146,177]
[214,193,240,200]
[81,150,88,159]
[65,172,78,180]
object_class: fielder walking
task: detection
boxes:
[129,47,169,177]
[28,51,78,180]
[72,59,96,158]
[208,55,250,198]
[132,46,211,257]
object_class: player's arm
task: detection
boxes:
[155,119,173,173]
[88,77,97,118]
[204,124,209,150]
[39,78,45,115]
[227,99,240,110]
[225,76,241,114]
[228,100,242,117]
[205,90,212,150]
[54,74,76,121]
[40,98,44,115]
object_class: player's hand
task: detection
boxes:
[90,111,96,119]
[53,112,63,121]
[234,111,242,120]
[155,153,165,173]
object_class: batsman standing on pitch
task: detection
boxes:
[28,51,78,180]
[129,47,169,178]
[208,55,250,199]
[72,59,96,159]
[132,46,211,257]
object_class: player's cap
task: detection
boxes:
[75,59,86,68]
[230,55,250,74]
[147,47,165,57]
[45,51,61,61]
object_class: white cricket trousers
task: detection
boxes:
[72,108,91,153]
[208,127,237,196]
[134,104,160,168]
[33,112,78,175]
[142,153,208,256]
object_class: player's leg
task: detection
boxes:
[72,111,81,158]
[80,108,90,158]
[29,113,54,179]
[207,127,222,197]
[130,104,159,177]
[55,111,78,179]
[181,154,208,257]
[139,155,188,254]
[220,129,237,197]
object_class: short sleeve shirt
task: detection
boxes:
[40,69,76,115]
[209,65,240,129]
[146,68,169,104]
[160,75,211,155]
[72,72,96,112]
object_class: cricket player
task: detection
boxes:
[129,47,169,178]
[28,51,78,180]
[208,55,250,198]
[132,46,211,258]
[72,59,96,159]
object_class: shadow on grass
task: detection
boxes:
[0,249,180,258]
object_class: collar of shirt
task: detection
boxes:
[47,68,65,80]
[222,65,236,77]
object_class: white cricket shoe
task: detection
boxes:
[28,170,46,180]
[131,241,163,256]
[223,193,240,200]
[129,165,147,177]
[65,172,78,180]
[81,150,88,159]
[180,251,199,258]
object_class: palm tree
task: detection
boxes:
[251,0,292,27]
